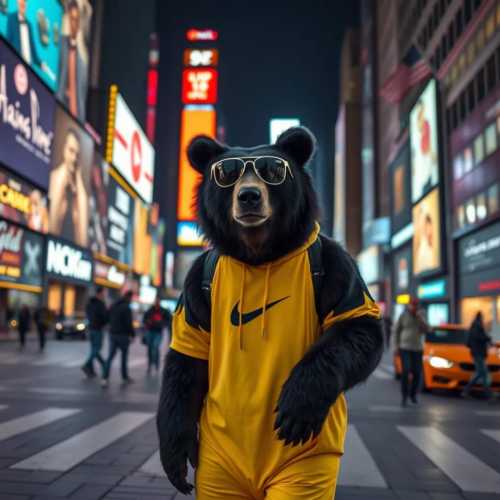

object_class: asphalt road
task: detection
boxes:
[0,336,499,500]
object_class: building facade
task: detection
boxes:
[373,0,500,337]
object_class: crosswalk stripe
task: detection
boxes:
[138,451,164,476]
[338,425,387,488]
[398,426,500,493]
[372,368,392,380]
[0,404,8,410]
[0,409,80,442]
[481,429,500,445]
[380,364,396,374]
[11,411,154,472]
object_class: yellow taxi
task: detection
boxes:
[395,325,500,392]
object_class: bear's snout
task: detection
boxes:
[237,188,262,209]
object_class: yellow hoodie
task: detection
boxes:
[171,224,380,490]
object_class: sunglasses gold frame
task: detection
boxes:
[210,156,294,188]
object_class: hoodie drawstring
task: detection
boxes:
[261,263,271,339]
[238,265,247,350]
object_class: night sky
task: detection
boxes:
[100,0,360,243]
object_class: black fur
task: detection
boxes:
[157,253,209,495]
[193,128,321,266]
[274,236,385,447]
[274,315,384,446]
[158,127,384,494]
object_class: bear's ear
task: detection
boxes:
[187,135,226,174]
[275,126,316,167]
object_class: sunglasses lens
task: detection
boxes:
[254,157,287,184]
[213,159,244,186]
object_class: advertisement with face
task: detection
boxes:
[410,80,439,204]
[0,167,49,233]
[391,142,412,234]
[106,176,134,266]
[413,188,441,277]
[112,94,155,204]
[0,218,44,290]
[0,40,55,189]
[56,0,93,122]
[49,106,93,247]
[0,0,63,91]
[88,153,109,256]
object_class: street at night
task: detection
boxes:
[0,339,499,499]
[2,0,500,498]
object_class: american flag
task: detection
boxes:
[379,45,433,105]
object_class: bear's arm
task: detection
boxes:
[157,252,209,494]
[274,235,384,447]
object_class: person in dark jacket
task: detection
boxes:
[462,312,496,403]
[35,304,53,351]
[102,291,135,387]
[143,296,173,373]
[82,287,108,378]
[17,304,31,348]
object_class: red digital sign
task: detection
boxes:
[187,29,218,41]
[182,69,218,104]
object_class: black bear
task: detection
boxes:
[157,127,384,499]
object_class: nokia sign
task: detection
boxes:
[46,238,93,283]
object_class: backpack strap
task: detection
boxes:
[202,240,324,321]
[202,248,221,309]
[307,236,325,323]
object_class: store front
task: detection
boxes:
[92,256,132,303]
[0,219,45,331]
[45,237,93,318]
[458,221,500,339]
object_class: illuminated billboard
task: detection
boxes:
[270,119,300,144]
[178,108,216,221]
[49,105,94,248]
[410,79,439,204]
[177,222,205,247]
[0,0,63,91]
[0,166,49,234]
[182,69,218,104]
[0,219,44,292]
[184,49,219,67]
[186,29,218,41]
[412,188,441,277]
[56,0,94,122]
[0,41,55,190]
[107,90,155,204]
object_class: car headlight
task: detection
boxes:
[76,323,86,331]
[429,356,454,369]
[56,323,62,330]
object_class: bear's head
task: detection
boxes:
[188,127,321,266]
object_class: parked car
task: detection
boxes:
[395,325,500,393]
[55,312,88,340]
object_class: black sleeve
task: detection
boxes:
[274,235,384,447]
[143,308,152,326]
[476,325,491,344]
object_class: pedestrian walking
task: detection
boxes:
[393,297,431,407]
[35,304,53,351]
[461,312,496,404]
[17,304,31,348]
[143,296,173,373]
[82,287,108,378]
[101,291,135,387]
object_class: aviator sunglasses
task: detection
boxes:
[210,157,294,188]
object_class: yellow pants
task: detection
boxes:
[195,452,340,500]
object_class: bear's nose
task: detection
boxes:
[237,188,262,209]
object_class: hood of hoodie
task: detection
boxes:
[229,222,320,348]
